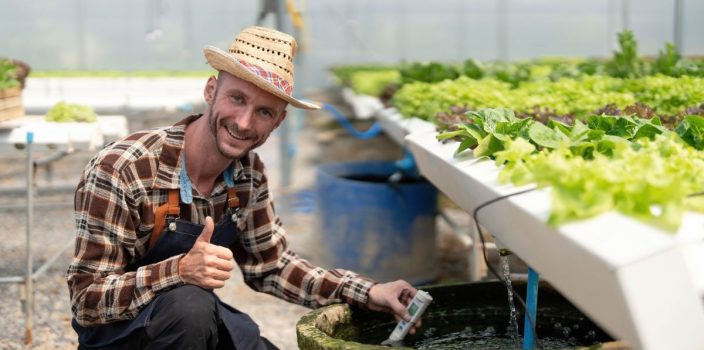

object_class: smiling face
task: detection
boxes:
[204,71,288,160]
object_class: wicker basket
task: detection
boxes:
[0,59,30,122]
[0,87,23,122]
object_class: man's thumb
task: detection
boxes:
[197,216,215,243]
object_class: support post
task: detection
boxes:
[24,131,34,345]
[468,219,481,281]
[674,0,684,53]
[620,0,630,31]
[275,0,294,189]
[497,0,508,61]
[523,267,539,350]
[257,0,293,189]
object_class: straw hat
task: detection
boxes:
[204,26,320,110]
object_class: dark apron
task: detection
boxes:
[73,189,267,349]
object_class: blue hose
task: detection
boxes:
[322,103,383,140]
[393,149,420,177]
[321,103,418,178]
[523,267,540,350]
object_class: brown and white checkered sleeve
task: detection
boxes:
[67,162,183,326]
[234,154,378,309]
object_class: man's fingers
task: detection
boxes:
[179,216,238,290]
[205,256,234,272]
[203,278,226,289]
[400,288,413,305]
[207,266,232,281]
[409,319,422,334]
[390,299,411,321]
[210,245,234,260]
[196,216,215,243]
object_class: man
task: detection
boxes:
[67,26,420,350]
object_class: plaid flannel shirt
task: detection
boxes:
[67,115,376,326]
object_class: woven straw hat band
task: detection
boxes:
[229,27,296,89]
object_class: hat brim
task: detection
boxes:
[204,46,320,110]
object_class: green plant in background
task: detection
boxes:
[503,134,704,231]
[391,72,703,122]
[0,59,21,90]
[652,42,682,77]
[622,75,704,115]
[332,29,704,96]
[462,59,485,80]
[400,61,459,84]
[510,76,636,116]
[438,108,704,230]
[676,115,704,150]
[334,30,704,135]
[348,70,401,96]
[487,62,533,88]
[391,77,513,121]
[45,101,97,123]
[329,64,398,86]
[605,30,647,79]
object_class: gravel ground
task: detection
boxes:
[0,100,477,349]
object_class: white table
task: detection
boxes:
[340,87,385,120]
[0,114,129,344]
[0,115,128,153]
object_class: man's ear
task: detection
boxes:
[204,76,217,105]
[273,110,288,129]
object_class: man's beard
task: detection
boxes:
[207,106,266,159]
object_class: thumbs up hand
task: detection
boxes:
[178,216,234,289]
[196,215,215,243]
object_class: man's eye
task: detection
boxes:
[231,95,244,103]
[259,109,273,118]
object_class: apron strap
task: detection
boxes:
[149,189,180,249]
[227,187,239,209]
[148,187,237,250]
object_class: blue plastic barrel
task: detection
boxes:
[315,161,438,285]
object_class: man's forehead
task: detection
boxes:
[217,71,288,108]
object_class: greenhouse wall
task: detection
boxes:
[0,0,702,90]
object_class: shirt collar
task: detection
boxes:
[153,114,241,196]
[153,114,199,190]
[179,152,237,204]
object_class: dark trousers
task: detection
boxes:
[79,285,278,350]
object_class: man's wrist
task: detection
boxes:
[343,276,377,309]
[175,253,187,284]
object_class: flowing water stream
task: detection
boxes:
[501,254,521,348]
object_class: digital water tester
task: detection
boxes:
[386,290,433,343]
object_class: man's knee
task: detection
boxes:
[149,285,219,336]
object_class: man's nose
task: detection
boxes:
[235,109,254,131]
